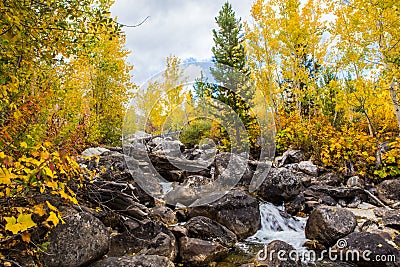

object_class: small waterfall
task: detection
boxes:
[246,202,308,250]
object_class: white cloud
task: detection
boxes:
[110,0,253,85]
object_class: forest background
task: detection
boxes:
[1,0,400,257]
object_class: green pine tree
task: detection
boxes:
[195,2,259,154]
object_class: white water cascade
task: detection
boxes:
[246,202,308,250]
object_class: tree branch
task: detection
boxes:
[117,16,150,28]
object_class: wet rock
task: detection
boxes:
[278,150,306,166]
[149,206,177,225]
[187,190,261,239]
[256,240,301,267]
[305,206,357,246]
[41,212,109,267]
[185,216,238,247]
[179,237,228,266]
[377,179,400,206]
[257,168,305,204]
[108,219,177,261]
[333,232,400,267]
[285,193,306,215]
[382,210,400,230]
[90,255,175,267]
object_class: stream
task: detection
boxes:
[246,202,308,250]
[217,202,308,266]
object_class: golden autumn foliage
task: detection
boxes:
[0,0,132,260]
[1,0,400,263]
[246,0,400,179]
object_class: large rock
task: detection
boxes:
[214,152,253,186]
[187,190,261,239]
[185,216,238,247]
[41,212,109,267]
[256,168,305,204]
[305,206,357,246]
[90,255,175,267]
[278,150,306,166]
[256,240,301,267]
[149,206,177,225]
[307,185,368,200]
[108,219,177,260]
[179,237,228,266]
[377,179,400,206]
[152,139,185,157]
[382,210,400,230]
[333,232,400,267]
[312,173,342,187]
[297,160,319,176]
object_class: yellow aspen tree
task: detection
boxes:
[333,0,400,132]
[246,0,329,123]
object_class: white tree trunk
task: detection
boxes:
[389,79,400,131]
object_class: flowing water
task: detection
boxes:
[216,202,308,266]
[245,202,308,250]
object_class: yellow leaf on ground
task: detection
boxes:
[21,231,31,243]
[5,214,36,234]
[46,201,58,212]
[20,142,28,148]
[46,211,60,227]
[33,204,46,216]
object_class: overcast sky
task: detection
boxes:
[110,0,253,85]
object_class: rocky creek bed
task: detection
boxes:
[9,136,400,267]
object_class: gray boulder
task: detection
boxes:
[90,255,175,267]
[179,237,228,266]
[107,219,177,261]
[278,150,306,166]
[185,216,238,247]
[333,232,400,267]
[256,240,301,267]
[41,212,109,267]
[149,206,177,225]
[187,190,261,239]
[312,173,342,187]
[256,168,305,204]
[297,160,319,176]
[377,179,400,206]
[382,210,400,230]
[305,206,357,246]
